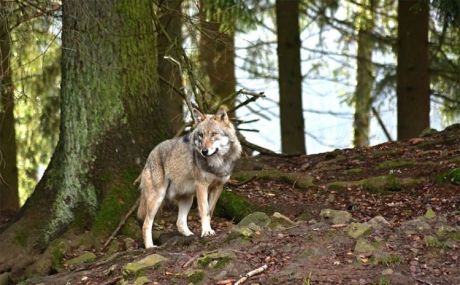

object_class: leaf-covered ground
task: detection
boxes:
[4,125,460,285]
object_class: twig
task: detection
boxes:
[101,198,140,251]
[227,176,256,187]
[234,264,268,285]
[182,252,201,268]
[371,107,393,142]
[228,91,266,114]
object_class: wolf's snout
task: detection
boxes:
[201,149,209,156]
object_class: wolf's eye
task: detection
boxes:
[211,132,219,136]
[197,132,203,138]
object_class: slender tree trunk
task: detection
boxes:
[199,3,236,108]
[0,5,19,212]
[397,0,430,140]
[157,0,183,132]
[276,0,306,154]
[0,0,168,278]
[353,0,377,147]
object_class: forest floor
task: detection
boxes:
[3,124,460,285]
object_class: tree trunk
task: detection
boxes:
[199,3,236,108]
[0,0,169,278]
[276,0,306,154]
[397,0,430,140]
[157,0,183,133]
[353,0,377,147]
[0,4,19,212]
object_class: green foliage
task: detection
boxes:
[201,0,260,32]
[12,14,61,204]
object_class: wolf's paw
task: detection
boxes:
[201,228,216,237]
[178,226,194,237]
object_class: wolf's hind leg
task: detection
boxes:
[142,183,167,249]
[176,195,194,236]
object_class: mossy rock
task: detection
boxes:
[420,128,438,137]
[232,169,314,190]
[133,276,151,285]
[320,209,352,225]
[424,208,436,219]
[123,254,168,279]
[424,235,445,248]
[197,250,235,269]
[376,160,416,170]
[436,168,460,185]
[65,251,96,266]
[343,168,363,175]
[347,223,373,239]
[186,269,205,284]
[226,226,254,242]
[238,212,271,228]
[270,212,296,229]
[354,239,377,254]
[120,217,142,240]
[215,190,256,222]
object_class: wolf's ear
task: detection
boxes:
[193,108,206,123]
[215,107,229,123]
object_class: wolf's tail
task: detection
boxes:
[136,173,147,220]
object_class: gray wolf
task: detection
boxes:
[137,108,242,248]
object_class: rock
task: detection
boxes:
[424,208,436,219]
[271,212,296,229]
[0,272,10,285]
[186,269,205,284]
[134,276,151,285]
[436,225,460,240]
[123,237,136,251]
[420,127,438,137]
[197,250,235,269]
[65,251,96,266]
[347,223,373,239]
[238,212,271,228]
[123,254,168,278]
[354,239,376,254]
[227,226,254,241]
[320,209,352,225]
[367,216,391,230]
[400,218,432,235]
[247,222,262,232]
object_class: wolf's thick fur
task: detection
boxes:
[137,108,242,248]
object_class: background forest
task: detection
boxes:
[0,0,460,284]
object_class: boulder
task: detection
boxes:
[123,254,168,278]
[367,216,390,230]
[347,223,373,239]
[65,251,96,266]
[238,212,271,228]
[197,250,235,269]
[320,209,352,225]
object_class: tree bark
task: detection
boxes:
[353,0,377,147]
[0,4,19,212]
[199,2,236,108]
[0,0,169,278]
[276,0,306,154]
[157,0,183,132]
[397,0,430,140]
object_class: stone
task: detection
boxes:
[424,208,436,219]
[424,235,444,248]
[347,223,373,239]
[186,269,205,284]
[320,209,352,225]
[271,212,296,229]
[0,272,10,285]
[197,250,235,269]
[123,237,136,251]
[381,268,394,275]
[65,251,96,266]
[123,254,168,278]
[238,212,271,228]
[134,276,151,285]
[367,216,391,230]
[354,239,376,254]
[400,218,432,235]
[227,226,254,241]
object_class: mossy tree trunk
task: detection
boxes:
[353,0,377,147]
[397,0,430,140]
[157,0,183,133]
[276,0,306,154]
[0,0,171,277]
[199,1,236,108]
[0,4,19,212]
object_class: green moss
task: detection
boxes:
[186,269,205,284]
[436,168,460,185]
[371,254,402,266]
[344,168,363,175]
[50,239,68,272]
[120,217,142,240]
[14,230,28,247]
[215,190,256,222]
[424,235,445,248]
[376,160,416,170]
[197,250,235,269]
[91,170,139,238]
[328,176,425,193]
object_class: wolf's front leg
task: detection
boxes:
[208,182,224,218]
[176,196,194,236]
[196,183,215,237]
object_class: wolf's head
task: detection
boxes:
[191,107,239,158]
